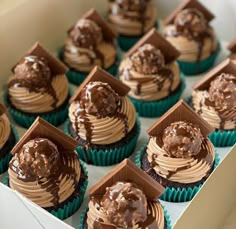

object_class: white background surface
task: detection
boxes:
[0,0,235,228]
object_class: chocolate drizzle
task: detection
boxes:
[72,82,129,160]
[198,73,236,130]
[9,138,79,207]
[9,56,58,108]
[110,0,150,34]
[166,8,215,66]
[67,19,110,69]
[123,44,175,96]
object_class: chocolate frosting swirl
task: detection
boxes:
[8,55,69,113]
[192,73,236,130]
[9,138,81,208]
[108,0,157,36]
[63,19,116,72]
[146,121,215,184]
[0,114,11,151]
[86,181,165,229]
[69,81,136,145]
[164,8,217,62]
[119,44,181,101]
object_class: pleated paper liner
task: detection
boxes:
[64,117,141,166]
[117,21,159,52]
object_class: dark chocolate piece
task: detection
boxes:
[147,100,214,138]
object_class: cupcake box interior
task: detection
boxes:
[0,0,235,228]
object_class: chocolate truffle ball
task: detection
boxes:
[101,182,148,227]
[14,55,51,83]
[162,121,203,158]
[174,8,207,37]
[131,44,165,74]
[79,81,121,117]
[69,19,103,48]
[16,138,60,179]
[208,73,236,109]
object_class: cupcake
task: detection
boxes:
[5,117,88,220]
[6,42,70,128]
[61,8,118,85]
[65,66,140,166]
[108,0,158,51]
[136,100,218,202]
[163,0,219,75]
[0,104,18,174]
[192,58,236,147]
[79,159,171,229]
[227,38,236,60]
[119,28,185,117]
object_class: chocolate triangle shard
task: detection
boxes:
[193,58,236,91]
[0,103,7,116]
[147,100,214,138]
[70,66,130,103]
[164,0,215,25]
[68,8,117,41]
[125,28,180,64]
[12,42,68,75]
[11,117,78,154]
[89,159,165,200]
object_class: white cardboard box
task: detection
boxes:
[0,1,235,228]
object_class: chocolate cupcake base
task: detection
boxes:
[5,88,73,129]
[0,126,18,174]
[4,160,88,220]
[135,145,220,202]
[64,117,141,166]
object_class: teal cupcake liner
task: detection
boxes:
[64,117,141,166]
[117,22,159,52]
[58,48,120,85]
[78,206,171,229]
[3,160,88,220]
[129,74,186,117]
[135,145,220,202]
[209,129,236,147]
[177,43,221,75]
[0,125,19,174]
[4,87,73,129]
[186,96,236,147]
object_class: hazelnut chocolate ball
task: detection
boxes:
[14,55,52,84]
[69,19,103,48]
[16,138,60,179]
[174,8,207,37]
[101,182,148,227]
[208,73,236,109]
[162,121,203,158]
[130,44,165,74]
[79,81,121,117]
